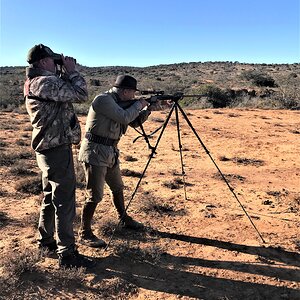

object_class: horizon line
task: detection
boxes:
[1,60,299,69]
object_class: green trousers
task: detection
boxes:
[36,144,76,256]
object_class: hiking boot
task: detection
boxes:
[59,250,96,269]
[112,192,144,230]
[38,241,58,258]
[78,232,107,248]
[121,215,144,230]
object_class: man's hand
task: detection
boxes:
[61,55,76,74]
[139,98,149,109]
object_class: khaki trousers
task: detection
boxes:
[83,162,124,204]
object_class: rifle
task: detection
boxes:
[117,90,206,109]
[116,90,206,151]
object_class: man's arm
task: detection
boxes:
[29,74,88,103]
[92,94,147,125]
[129,110,151,128]
[29,56,88,103]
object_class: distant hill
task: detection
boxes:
[1,61,299,111]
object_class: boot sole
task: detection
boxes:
[79,240,107,248]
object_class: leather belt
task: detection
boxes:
[85,132,118,146]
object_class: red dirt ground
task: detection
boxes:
[0,108,299,299]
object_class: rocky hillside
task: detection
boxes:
[1,61,299,111]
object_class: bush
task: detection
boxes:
[241,70,276,87]
[184,85,231,108]
[121,168,143,178]
[274,73,300,109]
[15,176,42,195]
[0,151,35,167]
[0,211,10,227]
[90,78,101,86]
[10,161,37,176]
[0,152,20,166]
[0,248,41,287]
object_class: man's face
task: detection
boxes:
[40,57,56,73]
[122,89,136,101]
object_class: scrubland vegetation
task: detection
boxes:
[1,61,299,112]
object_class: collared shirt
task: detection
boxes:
[79,91,150,167]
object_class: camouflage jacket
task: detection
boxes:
[24,67,88,152]
[79,90,150,167]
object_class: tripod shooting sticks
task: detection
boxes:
[104,98,265,252]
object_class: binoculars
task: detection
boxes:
[53,53,76,66]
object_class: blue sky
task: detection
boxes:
[0,0,299,67]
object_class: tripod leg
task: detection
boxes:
[103,103,177,252]
[176,102,266,244]
[126,102,177,209]
[174,104,188,200]
[137,120,155,152]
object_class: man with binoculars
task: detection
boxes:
[24,44,94,269]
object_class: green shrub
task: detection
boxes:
[274,73,300,109]
[241,70,276,87]
[184,85,231,108]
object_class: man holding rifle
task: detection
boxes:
[78,75,151,248]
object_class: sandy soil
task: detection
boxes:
[0,108,299,300]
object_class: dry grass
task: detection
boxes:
[0,151,34,166]
[0,248,41,292]
[141,197,187,217]
[219,155,265,166]
[123,155,138,162]
[121,168,143,178]
[10,162,38,176]
[0,211,10,228]
[0,247,87,300]
[15,176,42,195]
[213,172,246,183]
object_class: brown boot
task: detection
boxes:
[79,202,106,248]
[121,215,144,230]
[112,192,144,230]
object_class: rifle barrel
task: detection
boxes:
[182,94,206,97]
[137,93,207,104]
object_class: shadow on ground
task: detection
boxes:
[88,229,300,299]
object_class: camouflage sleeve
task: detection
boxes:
[30,71,88,103]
